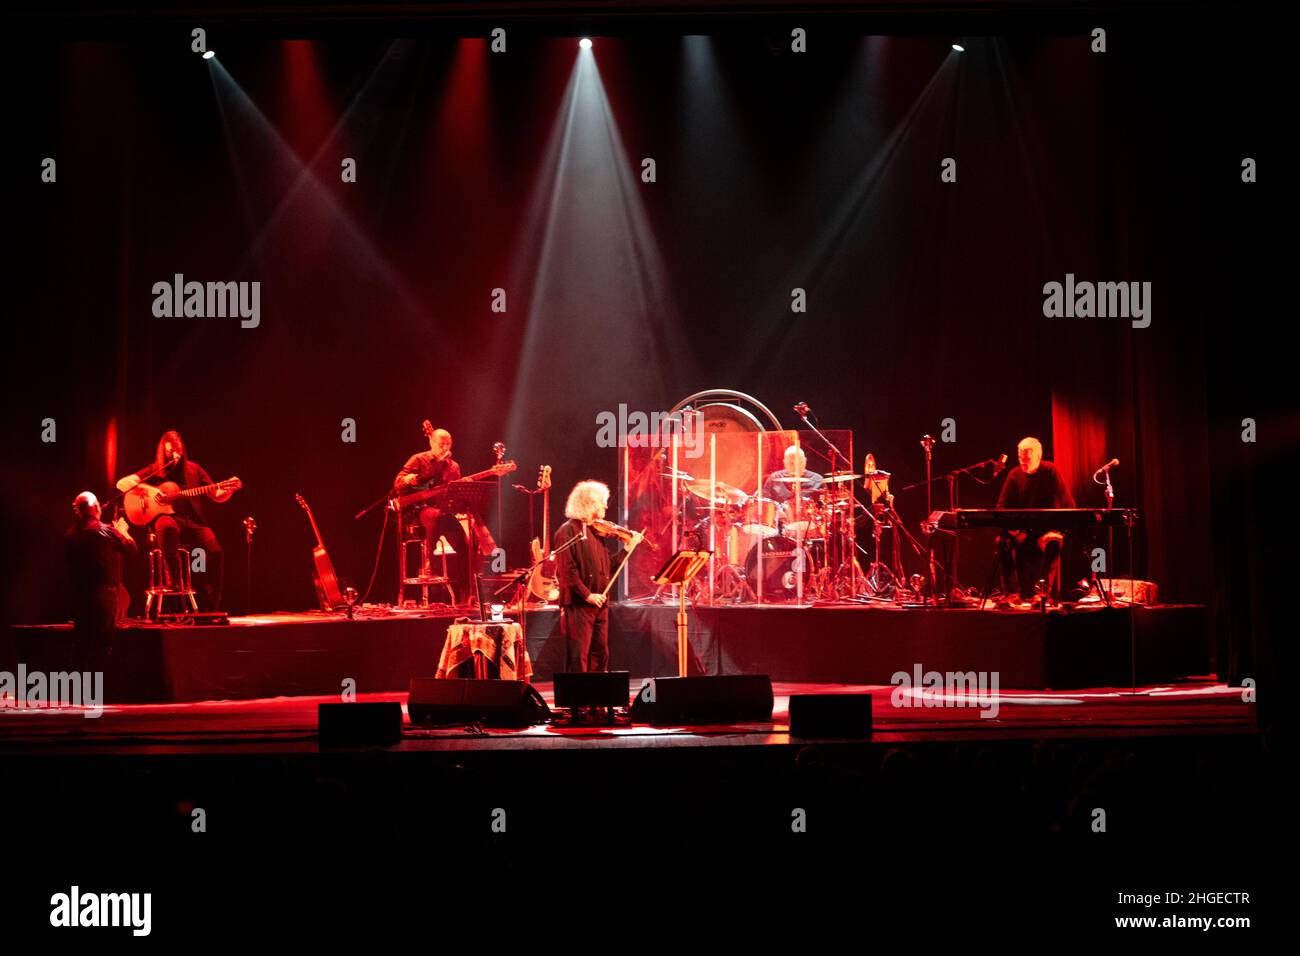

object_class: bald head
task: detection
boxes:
[73,491,101,521]
[428,428,453,460]
[784,445,807,475]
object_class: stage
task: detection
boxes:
[1,2,1281,930]
[3,601,1211,703]
[0,679,1253,753]
[0,678,1264,892]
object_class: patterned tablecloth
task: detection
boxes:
[435,621,532,682]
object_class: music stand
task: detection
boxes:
[651,549,712,676]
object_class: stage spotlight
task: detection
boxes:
[951,43,965,52]
[203,50,215,59]
[579,38,592,50]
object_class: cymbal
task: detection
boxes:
[863,470,892,480]
[771,474,821,484]
[685,479,748,505]
[661,469,696,481]
[820,472,863,483]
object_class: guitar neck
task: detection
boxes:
[541,486,550,550]
[296,499,327,551]
[179,482,226,498]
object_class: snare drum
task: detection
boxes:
[740,496,780,539]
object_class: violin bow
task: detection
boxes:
[600,529,647,599]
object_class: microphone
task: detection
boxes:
[793,402,810,418]
[1094,458,1120,476]
[920,434,935,452]
[992,453,1008,476]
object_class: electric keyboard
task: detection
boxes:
[933,508,1137,530]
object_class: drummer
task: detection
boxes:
[762,445,824,532]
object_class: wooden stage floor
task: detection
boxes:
[0,679,1253,754]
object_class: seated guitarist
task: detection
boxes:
[394,425,469,596]
[115,430,237,611]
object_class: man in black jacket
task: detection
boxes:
[552,480,640,672]
[66,491,136,667]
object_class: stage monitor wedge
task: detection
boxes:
[318,701,403,747]
[554,671,630,709]
[630,675,773,725]
[788,693,873,738]
[407,677,551,728]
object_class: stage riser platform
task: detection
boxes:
[4,604,1209,703]
[614,605,1212,690]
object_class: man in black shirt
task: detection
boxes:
[116,430,235,610]
[995,436,1075,604]
[66,492,136,664]
[394,426,469,596]
[762,444,824,539]
[762,445,824,505]
[553,480,641,672]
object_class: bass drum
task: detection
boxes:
[745,536,811,600]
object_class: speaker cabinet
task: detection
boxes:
[787,694,873,738]
[554,671,631,709]
[317,701,403,746]
[407,678,551,728]
[629,675,773,725]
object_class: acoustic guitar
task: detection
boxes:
[124,477,242,526]
[295,493,345,611]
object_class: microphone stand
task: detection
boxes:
[901,450,1004,606]
[243,517,256,613]
[1093,464,1116,605]
[513,483,542,551]
[354,489,395,520]
[1094,462,1135,693]
[797,406,854,596]
[795,409,850,475]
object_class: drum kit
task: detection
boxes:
[664,467,881,603]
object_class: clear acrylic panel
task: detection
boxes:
[619,423,855,605]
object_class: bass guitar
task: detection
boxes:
[527,465,560,602]
[397,461,517,510]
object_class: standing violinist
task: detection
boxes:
[552,480,642,673]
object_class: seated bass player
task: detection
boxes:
[393,423,470,595]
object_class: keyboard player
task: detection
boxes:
[995,437,1075,606]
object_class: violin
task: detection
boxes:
[589,519,658,550]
